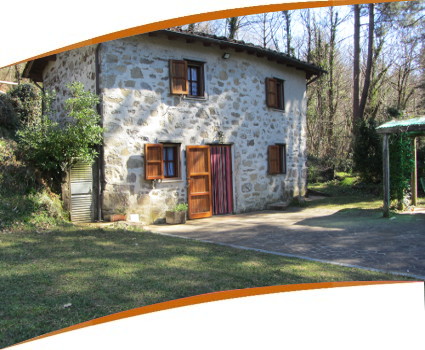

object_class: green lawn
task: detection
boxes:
[0,225,412,348]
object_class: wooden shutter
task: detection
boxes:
[266,78,278,108]
[268,145,281,174]
[145,144,164,180]
[169,60,188,95]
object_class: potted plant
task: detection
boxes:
[110,207,127,222]
[165,203,188,224]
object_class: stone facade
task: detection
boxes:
[42,45,97,120]
[42,32,310,224]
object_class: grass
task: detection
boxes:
[0,225,413,348]
[308,173,425,212]
[308,174,382,211]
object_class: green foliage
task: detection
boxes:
[0,93,18,131]
[389,133,414,205]
[8,83,42,126]
[0,138,37,195]
[0,137,68,230]
[17,82,103,179]
[171,203,188,212]
[353,118,382,183]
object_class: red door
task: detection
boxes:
[210,145,233,215]
[186,146,213,219]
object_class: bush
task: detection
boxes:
[0,94,18,131]
[353,118,382,183]
[8,83,42,126]
[17,82,103,183]
[389,133,414,206]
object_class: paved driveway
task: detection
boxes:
[147,206,425,279]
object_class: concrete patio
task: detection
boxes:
[147,205,425,279]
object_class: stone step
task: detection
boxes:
[267,201,291,210]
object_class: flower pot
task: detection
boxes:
[110,214,126,222]
[165,211,187,224]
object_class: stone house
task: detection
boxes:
[23,29,323,223]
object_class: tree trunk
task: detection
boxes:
[353,4,361,124]
[227,17,239,39]
[283,11,292,55]
[327,8,338,156]
[359,3,375,120]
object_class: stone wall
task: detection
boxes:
[43,45,97,120]
[42,45,98,216]
[99,33,308,224]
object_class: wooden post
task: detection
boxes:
[383,134,390,217]
[411,137,417,206]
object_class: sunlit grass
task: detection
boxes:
[0,225,412,347]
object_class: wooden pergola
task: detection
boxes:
[376,116,425,217]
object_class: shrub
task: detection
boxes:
[17,82,103,183]
[353,118,382,183]
[389,133,414,207]
[8,83,42,126]
[0,94,18,131]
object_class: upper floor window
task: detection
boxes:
[169,59,205,98]
[265,77,285,110]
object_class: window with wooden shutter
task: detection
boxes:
[187,61,204,97]
[163,144,180,179]
[266,77,285,110]
[268,145,281,174]
[145,144,164,180]
[266,78,278,108]
[268,144,286,175]
[169,60,188,95]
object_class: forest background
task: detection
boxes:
[1,1,424,191]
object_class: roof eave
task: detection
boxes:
[22,55,56,82]
[156,29,325,78]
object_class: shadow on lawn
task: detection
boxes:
[295,206,425,229]
[0,225,411,348]
[304,195,380,209]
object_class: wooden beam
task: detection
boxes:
[383,134,390,218]
[411,137,417,206]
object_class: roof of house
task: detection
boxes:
[23,28,325,82]
[376,116,425,135]
[156,28,325,79]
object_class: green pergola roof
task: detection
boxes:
[376,116,425,135]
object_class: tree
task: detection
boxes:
[17,82,103,185]
[227,17,241,39]
[282,11,293,55]
[353,4,361,124]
